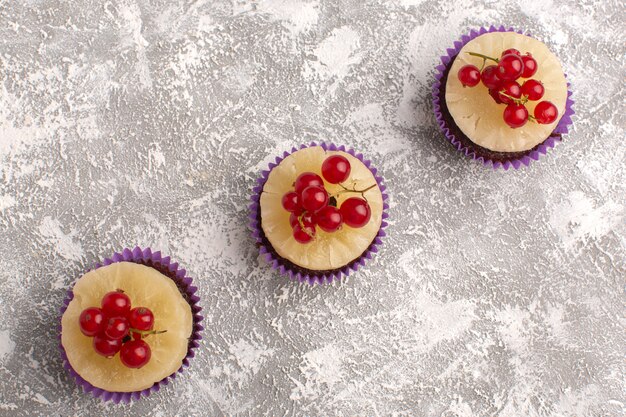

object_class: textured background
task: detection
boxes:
[0,0,624,416]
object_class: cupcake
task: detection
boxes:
[432,26,574,169]
[59,247,203,403]
[250,143,389,285]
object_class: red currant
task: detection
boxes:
[300,186,328,213]
[457,65,481,87]
[321,155,351,184]
[289,213,298,228]
[314,206,343,232]
[93,334,122,357]
[101,290,131,317]
[489,88,503,104]
[294,172,323,195]
[481,65,501,90]
[521,79,544,101]
[128,307,154,332]
[340,198,371,228]
[281,192,299,212]
[290,212,315,228]
[303,212,316,227]
[79,307,106,337]
[104,316,130,340]
[521,53,538,78]
[120,339,151,369]
[502,48,521,57]
[497,54,524,81]
[497,80,522,105]
[503,104,529,128]
[534,101,558,124]
[293,223,315,244]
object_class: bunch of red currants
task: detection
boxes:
[78,290,162,368]
[281,154,372,244]
[457,48,558,128]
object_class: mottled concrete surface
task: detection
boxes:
[0,0,624,416]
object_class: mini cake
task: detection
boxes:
[433,26,574,169]
[59,247,203,403]
[250,143,389,285]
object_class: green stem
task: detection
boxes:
[131,328,167,336]
[499,92,528,106]
[296,215,315,238]
[329,183,377,199]
[466,52,499,63]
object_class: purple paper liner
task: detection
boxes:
[58,247,204,404]
[432,25,575,170]
[249,142,390,285]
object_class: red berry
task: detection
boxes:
[521,79,544,101]
[289,213,298,228]
[321,155,351,184]
[300,186,328,213]
[120,339,151,368]
[481,65,501,90]
[497,54,524,81]
[104,316,130,340]
[489,88,503,104]
[302,212,316,226]
[293,223,315,244]
[457,65,481,87]
[340,198,371,228]
[521,53,537,78]
[128,307,154,332]
[534,101,558,124]
[281,192,299,212]
[93,334,122,357]
[315,206,343,232]
[497,80,522,105]
[294,172,323,195]
[503,104,529,128]
[289,212,316,228]
[101,290,131,317]
[502,48,521,57]
[79,307,106,337]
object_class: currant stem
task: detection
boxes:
[466,52,499,63]
[131,328,167,337]
[297,215,315,238]
[499,92,528,106]
[330,183,377,199]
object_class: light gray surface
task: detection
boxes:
[0,0,624,416]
